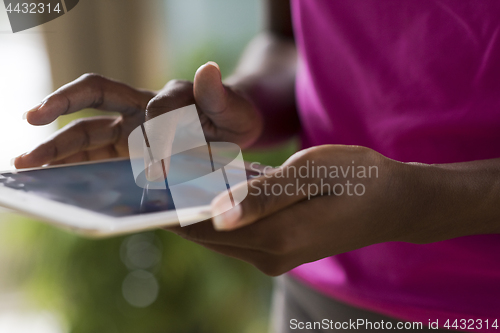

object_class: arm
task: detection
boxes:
[225,0,299,147]
[398,159,500,243]
[170,145,500,276]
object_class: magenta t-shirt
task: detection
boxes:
[290,0,500,327]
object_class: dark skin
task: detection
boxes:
[15,0,500,276]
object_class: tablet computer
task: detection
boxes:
[0,152,263,237]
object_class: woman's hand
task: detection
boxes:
[14,62,263,168]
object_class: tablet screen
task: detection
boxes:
[0,155,258,218]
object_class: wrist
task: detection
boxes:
[396,162,452,243]
[393,160,500,244]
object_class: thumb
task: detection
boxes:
[210,152,326,231]
[193,61,229,116]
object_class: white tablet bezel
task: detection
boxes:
[0,157,267,238]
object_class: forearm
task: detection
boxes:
[398,158,500,243]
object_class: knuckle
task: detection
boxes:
[145,97,167,120]
[145,81,195,120]
[39,141,59,161]
[66,119,91,148]
[285,147,316,168]
[79,73,104,84]
[145,94,170,109]
[165,79,193,91]
[76,73,106,108]
[145,95,162,110]
[361,146,379,161]
[303,148,323,164]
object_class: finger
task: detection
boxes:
[25,73,154,126]
[193,61,260,145]
[192,242,290,276]
[193,62,228,117]
[167,222,290,276]
[14,117,121,168]
[176,195,360,276]
[48,145,120,165]
[170,195,336,256]
[142,80,195,181]
[168,219,284,253]
[144,79,195,122]
[211,148,333,231]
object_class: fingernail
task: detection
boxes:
[11,153,26,167]
[206,61,220,71]
[212,204,242,231]
[22,103,42,120]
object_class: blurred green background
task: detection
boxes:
[0,0,298,332]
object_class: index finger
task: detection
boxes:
[25,73,155,126]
